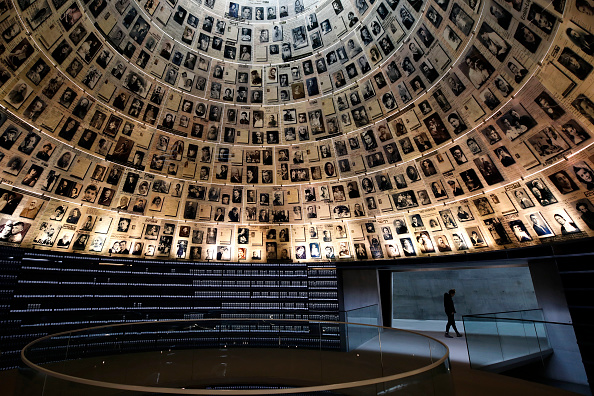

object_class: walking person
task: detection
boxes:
[444,289,462,338]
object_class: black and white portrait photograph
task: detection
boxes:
[527,3,556,35]
[557,47,593,81]
[477,23,511,61]
[514,23,542,53]
[449,4,474,36]
[495,105,537,141]
[458,46,495,89]
[549,171,580,195]
[526,212,555,238]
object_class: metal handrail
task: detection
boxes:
[463,317,573,326]
[22,318,450,395]
[463,308,544,316]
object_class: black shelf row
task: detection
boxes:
[0,247,340,370]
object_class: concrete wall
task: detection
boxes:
[529,259,589,386]
[340,269,381,351]
[392,266,539,320]
[340,269,381,324]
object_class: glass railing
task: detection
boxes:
[20,318,454,395]
[344,304,380,327]
[343,304,381,351]
[462,309,553,370]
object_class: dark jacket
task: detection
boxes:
[444,293,456,314]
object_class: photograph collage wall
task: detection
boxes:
[0,0,593,261]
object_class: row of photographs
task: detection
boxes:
[2,26,574,166]
[14,88,581,176]
[107,0,397,61]
[81,0,551,106]
[1,85,593,223]
[0,132,593,229]
[1,136,591,218]
[0,0,469,128]
[0,0,560,166]
[2,58,589,169]
[3,0,584,159]
[0,182,578,229]
[0,0,588,193]
[1,191,593,261]
[0,52,562,146]
[1,88,590,200]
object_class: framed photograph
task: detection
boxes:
[483,218,511,245]
[557,47,592,80]
[572,95,594,125]
[549,209,581,235]
[548,170,579,194]
[458,46,494,89]
[526,127,570,161]
[466,226,487,247]
[509,220,533,242]
[525,178,558,206]
[32,222,61,246]
[449,4,474,36]
[495,104,537,141]
[473,197,494,216]
[5,80,33,109]
[477,23,511,61]
[514,23,541,54]
[392,190,418,209]
[442,26,461,50]
[526,212,555,238]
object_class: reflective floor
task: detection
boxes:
[392,319,590,396]
[0,321,588,396]
[0,351,584,396]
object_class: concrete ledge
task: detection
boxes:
[478,349,554,373]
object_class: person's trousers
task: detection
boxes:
[446,313,459,334]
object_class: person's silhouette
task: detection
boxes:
[444,289,462,338]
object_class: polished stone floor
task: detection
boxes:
[393,319,591,396]
[0,322,589,396]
